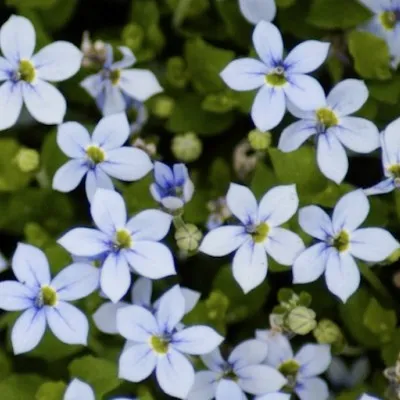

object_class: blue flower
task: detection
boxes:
[365,117,400,195]
[64,379,134,400]
[239,0,276,24]
[220,21,330,131]
[117,285,224,399]
[293,190,399,302]
[52,112,153,202]
[93,277,200,335]
[187,339,287,399]
[0,244,99,354]
[278,79,380,184]
[57,189,175,303]
[327,356,370,389]
[260,333,331,400]
[81,44,162,116]
[200,183,304,293]
[0,15,82,130]
[150,162,194,211]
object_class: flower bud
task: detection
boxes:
[122,23,144,51]
[175,224,203,252]
[166,56,189,88]
[15,148,40,172]
[248,129,272,151]
[314,319,343,344]
[287,306,316,335]
[151,95,175,119]
[172,132,203,163]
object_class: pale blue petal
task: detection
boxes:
[187,371,219,400]
[93,301,128,334]
[118,343,156,382]
[265,227,305,266]
[228,339,268,369]
[358,0,389,12]
[201,347,226,372]
[220,58,266,91]
[296,344,331,378]
[285,41,330,74]
[85,168,114,202]
[256,330,293,367]
[126,241,176,279]
[239,0,276,24]
[12,243,51,287]
[104,44,114,68]
[156,285,185,333]
[278,120,317,152]
[56,121,90,158]
[0,281,34,310]
[173,163,189,186]
[51,263,99,301]
[33,41,82,82]
[52,160,88,192]
[350,228,399,262]
[232,241,267,293]
[238,365,287,394]
[327,79,368,117]
[326,357,349,387]
[317,132,348,184]
[332,190,369,232]
[325,251,360,303]
[199,226,248,257]
[256,393,291,400]
[161,196,184,210]
[131,277,152,306]
[252,21,283,67]
[292,243,329,284]
[335,117,379,153]
[183,178,195,202]
[150,183,162,202]
[46,302,88,345]
[227,183,258,225]
[258,184,299,227]
[102,82,126,115]
[100,253,131,303]
[296,377,329,400]
[80,73,104,98]
[92,113,130,149]
[350,357,370,386]
[287,99,317,120]
[112,46,136,69]
[298,205,333,240]
[57,228,109,257]
[120,69,163,101]
[91,188,127,235]
[127,209,172,241]
[172,326,224,355]
[12,308,46,355]
[102,147,153,181]
[0,81,23,131]
[154,161,174,188]
[22,80,66,124]
[382,117,400,166]
[64,379,95,400]
[359,395,381,400]
[0,16,35,63]
[117,304,158,341]
[284,74,325,111]
[0,56,13,80]
[156,349,195,399]
[181,288,201,314]
[215,380,245,400]
[251,85,286,131]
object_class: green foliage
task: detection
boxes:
[35,381,66,400]
[0,374,45,400]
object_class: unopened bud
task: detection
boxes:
[122,23,144,51]
[166,56,189,88]
[175,224,202,252]
[314,319,343,345]
[151,95,175,119]
[15,148,40,172]
[287,306,316,335]
[248,129,272,151]
[172,132,203,163]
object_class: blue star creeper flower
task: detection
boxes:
[278,79,380,184]
[293,190,400,302]
[0,243,99,355]
[81,44,162,116]
[187,339,287,399]
[150,161,194,211]
[117,285,224,399]
[239,0,276,24]
[260,333,332,400]
[58,189,175,303]
[93,277,200,334]
[365,116,400,195]
[220,21,330,131]
[64,379,134,400]
[327,356,369,389]
[0,15,82,130]
[52,112,152,202]
[199,183,304,293]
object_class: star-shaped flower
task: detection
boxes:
[0,15,82,130]
[220,21,330,131]
[278,79,380,184]
[239,0,276,24]
[293,190,399,302]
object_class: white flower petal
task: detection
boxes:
[295,344,331,378]
[120,69,163,101]
[52,160,87,192]
[187,371,219,400]
[299,205,334,240]
[238,365,287,394]
[239,0,276,24]
[278,120,317,153]
[252,21,283,68]
[0,81,23,131]
[296,377,329,400]
[56,121,90,158]
[227,183,258,225]
[93,301,128,334]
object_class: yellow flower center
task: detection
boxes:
[388,164,400,178]
[114,229,132,250]
[332,230,350,252]
[222,369,238,382]
[18,59,36,83]
[316,108,338,128]
[86,145,105,164]
[250,222,270,243]
[278,359,300,378]
[150,335,169,354]
[380,11,397,30]
[38,285,58,307]
[110,69,121,85]
[265,66,287,87]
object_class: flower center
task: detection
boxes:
[150,335,169,354]
[110,69,121,85]
[265,66,287,87]
[18,59,36,83]
[86,145,105,165]
[36,285,58,307]
[222,368,238,382]
[248,222,270,243]
[278,359,300,390]
[316,108,338,129]
[388,164,400,179]
[114,229,132,250]
[380,11,398,30]
[332,230,350,252]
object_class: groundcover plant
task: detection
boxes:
[1,0,400,399]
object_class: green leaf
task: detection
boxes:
[250,162,277,199]
[41,130,69,182]
[363,298,396,341]
[0,374,45,400]
[39,0,78,31]
[6,0,56,8]
[368,77,400,104]
[381,328,400,365]
[209,158,231,197]
[123,174,156,215]
[35,381,66,400]
[278,288,295,303]
[202,91,237,113]
[0,349,12,381]
[348,31,392,80]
